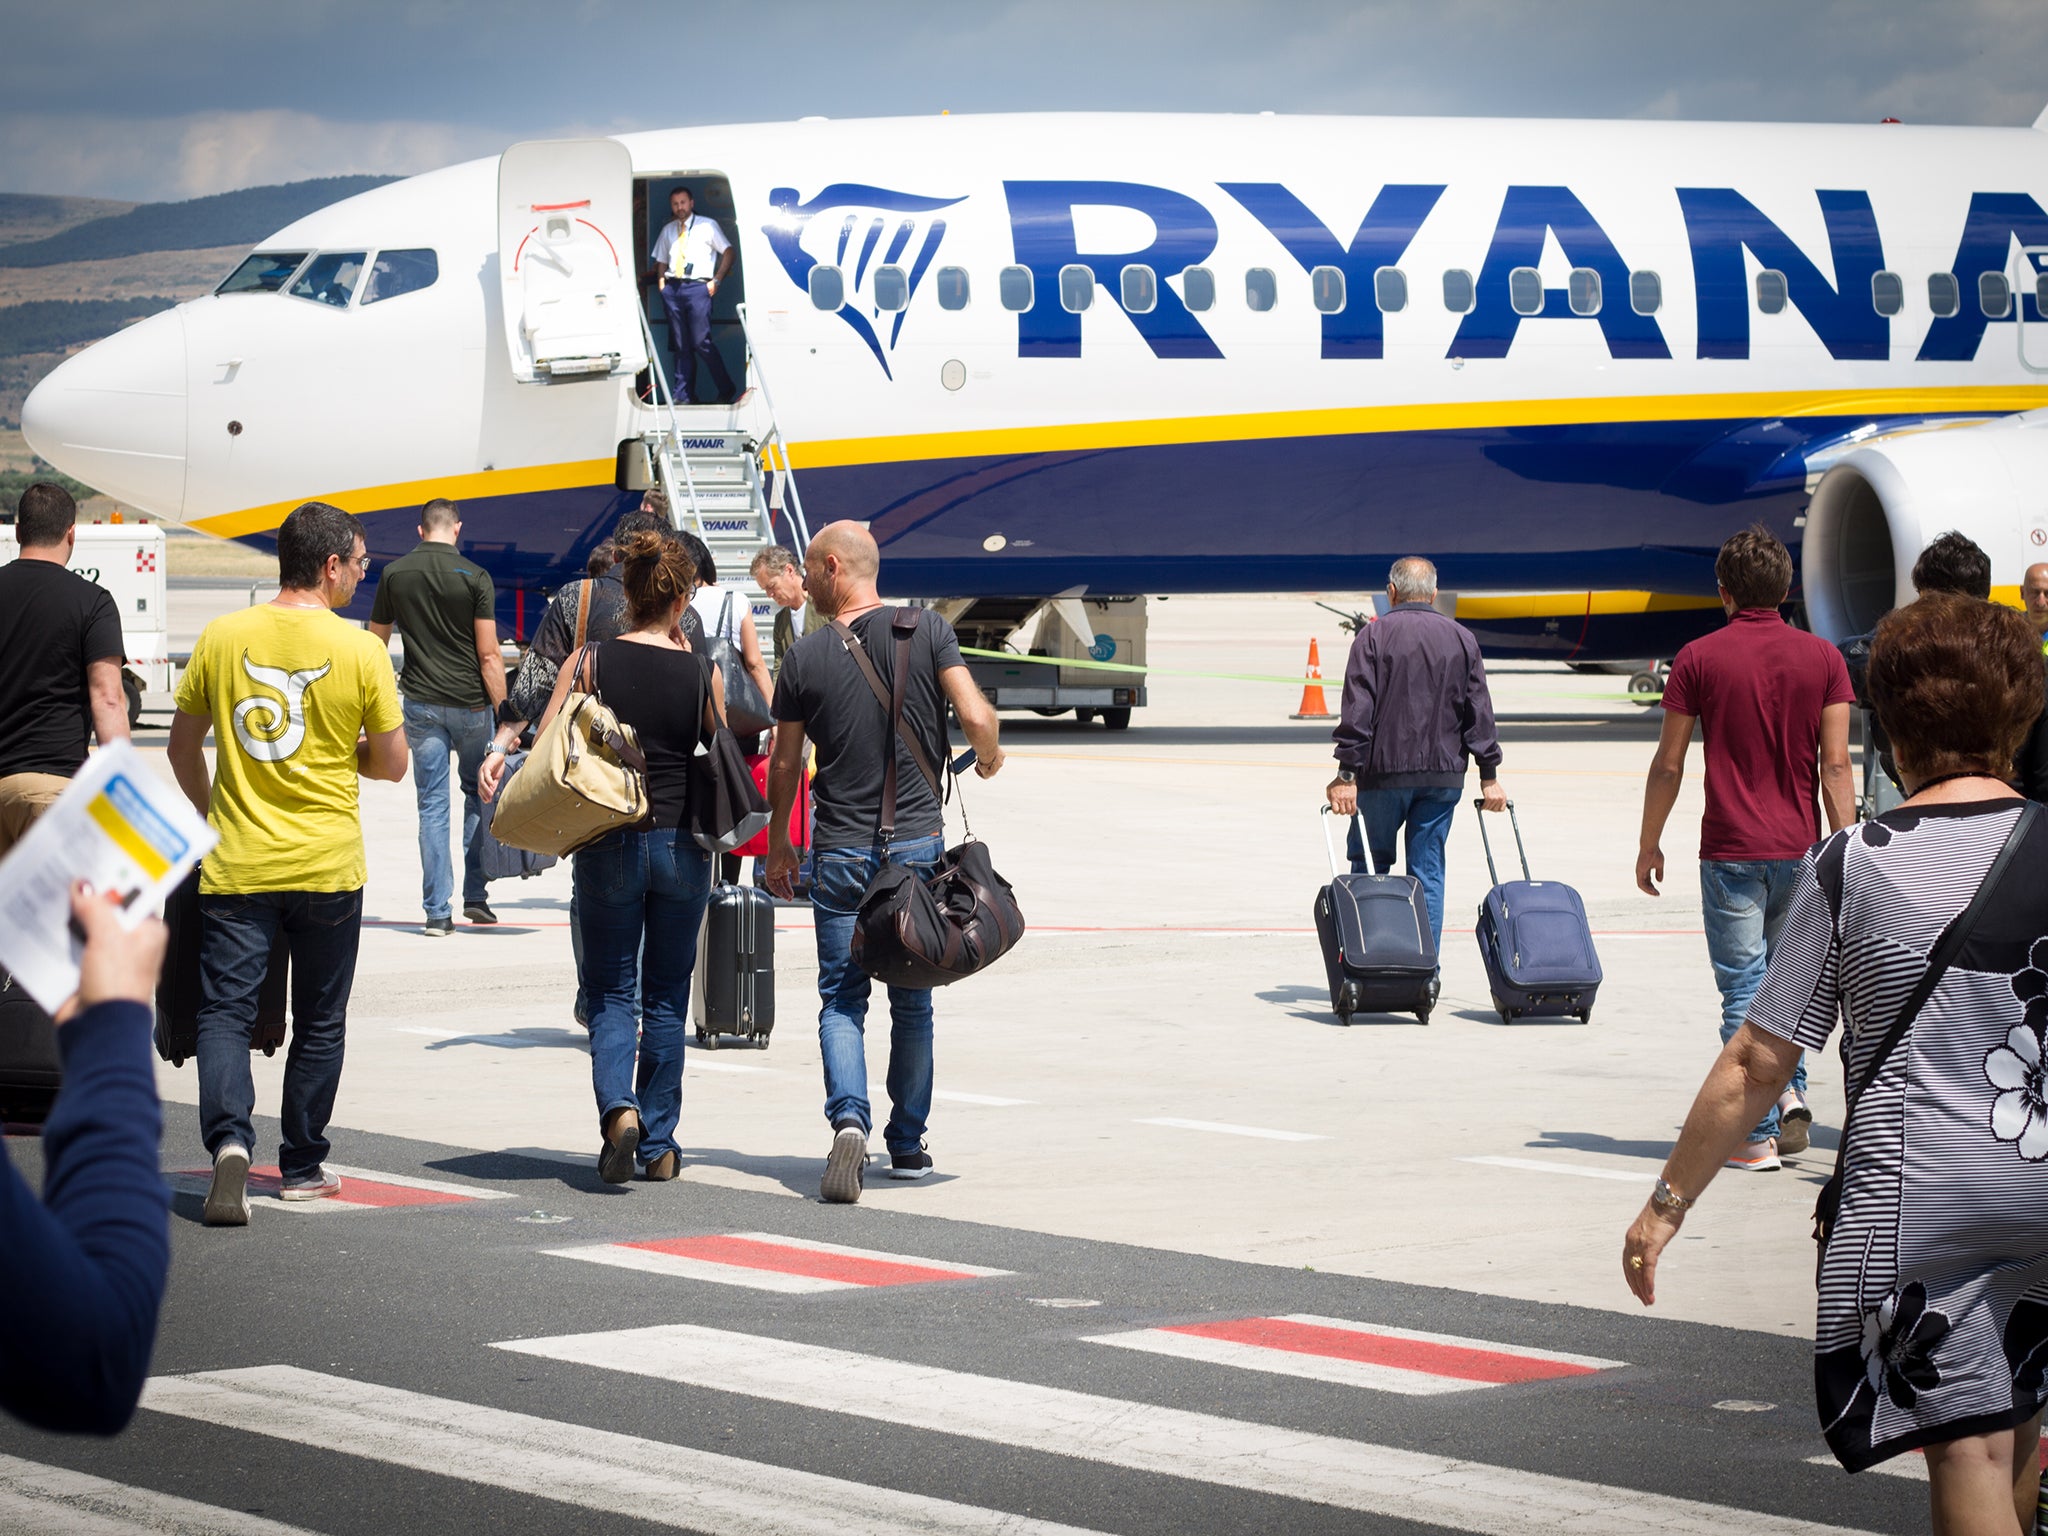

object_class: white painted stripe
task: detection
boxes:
[1274,1315,1626,1371]
[1136,1117,1326,1142]
[688,1059,773,1074]
[720,1232,1012,1277]
[495,1324,1887,1536]
[933,1090,1033,1106]
[142,1367,1104,1536]
[161,1173,374,1214]
[322,1164,515,1199]
[0,1452,318,1535]
[1803,1453,1927,1481]
[544,1243,850,1293]
[1460,1155,1654,1184]
[1085,1325,1481,1395]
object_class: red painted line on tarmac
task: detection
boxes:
[625,1235,981,1287]
[174,1167,476,1208]
[1163,1317,1604,1385]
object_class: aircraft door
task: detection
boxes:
[498,139,648,383]
[2017,246,2048,375]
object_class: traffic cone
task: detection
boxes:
[1291,638,1337,720]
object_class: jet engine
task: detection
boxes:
[1802,410,2048,641]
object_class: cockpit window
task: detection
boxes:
[361,249,438,306]
[289,252,366,308]
[217,252,309,295]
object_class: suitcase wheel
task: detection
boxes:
[1496,1002,1514,1024]
[696,1027,717,1050]
[1415,1007,1431,1026]
[261,1042,278,1057]
[1578,1007,1594,1024]
[753,1033,771,1050]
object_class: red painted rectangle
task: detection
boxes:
[626,1235,978,1287]
[1164,1317,1602,1385]
[177,1167,474,1208]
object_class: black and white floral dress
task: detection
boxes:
[1748,800,2048,1470]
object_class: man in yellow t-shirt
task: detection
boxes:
[167,502,408,1225]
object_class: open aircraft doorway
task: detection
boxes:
[634,172,746,405]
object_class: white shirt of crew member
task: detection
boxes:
[651,213,731,282]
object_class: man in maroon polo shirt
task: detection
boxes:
[1636,525,1855,1171]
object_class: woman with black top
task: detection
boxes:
[482,529,719,1183]
[1625,592,2048,1531]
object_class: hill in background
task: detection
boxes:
[0,193,136,247]
[0,175,398,268]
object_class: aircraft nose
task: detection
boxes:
[21,307,187,518]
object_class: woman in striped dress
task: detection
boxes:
[1624,591,2048,1533]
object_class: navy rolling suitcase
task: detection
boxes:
[471,750,559,881]
[1313,808,1439,1025]
[1472,800,1602,1023]
[154,870,289,1067]
[694,880,775,1049]
[0,966,61,1132]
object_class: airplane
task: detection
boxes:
[21,110,2048,689]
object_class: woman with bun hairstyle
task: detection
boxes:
[480,528,719,1182]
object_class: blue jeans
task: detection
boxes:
[659,279,735,403]
[1349,786,1462,953]
[197,889,363,1178]
[573,827,712,1164]
[811,835,942,1155]
[402,698,493,920]
[1699,858,1808,1142]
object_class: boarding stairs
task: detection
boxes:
[633,303,813,659]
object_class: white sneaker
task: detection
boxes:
[1725,1137,1782,1173]
[821,1124,867,1204]
[203,1143,251,1226]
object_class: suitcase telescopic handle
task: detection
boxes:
[1318,804,1361,879]
[1471,797,1531,883]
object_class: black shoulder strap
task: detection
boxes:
[1831,802,2037,1184]
[831,610,944,816]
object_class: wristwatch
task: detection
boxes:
[1650,1178,1694,1216]
[484,742,507,759]
[1335,768,1356,783]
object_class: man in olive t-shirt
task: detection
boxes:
[168,502,407,1223]
[368,498,503,934]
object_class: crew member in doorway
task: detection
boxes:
[647,186,736,406]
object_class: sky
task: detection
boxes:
[3,0,2045,202]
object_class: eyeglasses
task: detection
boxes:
[338,552,371,573]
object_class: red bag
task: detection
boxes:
[736,754,810,859]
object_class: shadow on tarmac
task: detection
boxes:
[426,1144,957,1202]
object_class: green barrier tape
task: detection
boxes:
[958,646,1665,702]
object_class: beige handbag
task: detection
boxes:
[489,645,648,856]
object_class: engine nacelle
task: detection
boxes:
[1803,411,2048,641]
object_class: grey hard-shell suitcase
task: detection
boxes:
[694,880,774,1048]
[1313,808,1439,1025]
[1472,800,1602,1023]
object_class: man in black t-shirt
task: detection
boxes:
[0,484,129,855]
[765,522,1003,1203]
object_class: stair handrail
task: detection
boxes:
[736,303,812,554]
[635,300,704,533]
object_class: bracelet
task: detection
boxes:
[1650,1177,1694,1216]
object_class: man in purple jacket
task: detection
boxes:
[1325,557,1507,952]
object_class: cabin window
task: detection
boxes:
[935,266,970,310]
[999,265,1034,312]
[1310,265,1346,313]
[1060,264,1095,312]
[1442,268,1475,314]
[1755,269,1789,314]
[1568,268,1602,316]
[1629,270,1662,315]
[809,265,845,311]
[873,264,909,312]
[1245,268,1278,311]
[218,251,309,295]
[1982,271,2013,318]
[2038,274,2048,319]
[1374,267,1409,314]
[1509,266,1544,316]
[1927,272,1960,318]
[1121,264,1157,314]
[360,248,438,306]
[1181,266,1216,311]
[288,252,366,309]
[1870,270,1904,317]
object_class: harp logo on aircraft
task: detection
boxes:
[763,184,967,378]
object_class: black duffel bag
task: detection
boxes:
[836,609,1024,988]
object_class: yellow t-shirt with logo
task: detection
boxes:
[174,605,402,894]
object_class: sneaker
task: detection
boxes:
[889,1144,935,1180]
[203,1143,251,1226]
[573,996,590,1030]
[1777,1091,1814,1156]
[279,1166,343,1202]
[1725,1137,1782,1172]
[464,902,498,925]
[422,915,455,937]
[598,1107,641,1185]
[821,1123,867,1204]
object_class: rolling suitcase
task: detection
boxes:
[153,870,289,1068]
[693,879,775,1049]
[0,966,62,1132]
[1313,807,1439,1025]
[1472,800,1602,1023]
